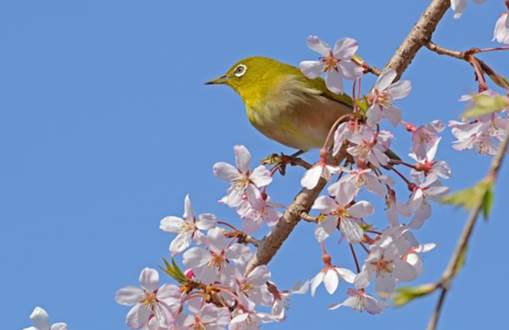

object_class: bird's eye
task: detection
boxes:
[234,64,247,77]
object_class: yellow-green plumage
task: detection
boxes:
[207,56,353,151]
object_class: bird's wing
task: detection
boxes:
[300,75,354,109]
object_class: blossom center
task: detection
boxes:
[140,291,158,309]
[320,51,340,73]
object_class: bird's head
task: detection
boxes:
[206,56,300,106]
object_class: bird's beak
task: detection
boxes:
[205,75,229,85]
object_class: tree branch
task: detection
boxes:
[427,124,509,330]
[245,0,452,275]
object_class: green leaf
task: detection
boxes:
[441,178,494,212]
[392,283,437,307]
[160,257,188,283]
[482,183,494,221]
[462,93,509,119]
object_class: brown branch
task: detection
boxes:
[301,212,319,223]
[245,0,452,275]
[384,0,451,79]
[427,127,509,330]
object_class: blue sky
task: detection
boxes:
[1,1,508,329]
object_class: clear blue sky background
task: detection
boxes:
[2,1,508,329]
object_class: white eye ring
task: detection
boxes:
[234,64,247,77]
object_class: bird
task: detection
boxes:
[205,56,353,153]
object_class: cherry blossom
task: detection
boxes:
[234,265,273,310]
[409,138,452,181]
[300,36,363,94]
[404,243,436,276]
[312,182,374,244]
[115,268,181,329]
[160,194,217,256]
[405,120,445,160]
[179,301,231,330]
[347,127,392,168]
[328,167,388,198]
[450,0,487,19]
[23,307,67,330]
[269,281,309,321]
[310,266,355,296]
[386,189,412,227]
[366,69,411,127]
[183,227,252,285]
[493,11,509,44]
[236,196,283,233]
[355,235,418,299]
[300,159,341,189]
[329,288,389,315]
[407,174,449,229]
[229,309,276,330]
[213,145,272,208]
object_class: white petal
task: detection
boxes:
[51,324,67,330]
[388,80,411,100]
[234,145,251,173]
[375,275,395,300]
[335,267,356,283]
[30,307,50,330]
[169,233,191,256]
[393,259,418,282]
[301,165,322,189]
[349,201,374,218]
[340,217,363,244]
[354,270,371,289]
[183,194,194,220]
[159,216,184,234]
[115,286,143,306]
[250,165,272,187]
[339,61,363,80]
[126,303,151,329]
[451,0,467,19]
[139,268,159,292]
[314,215,337,242]
[312,195,336,213]
[307,35,331,56]
[385,105,402,127]
[207,227,227,253]
[299,61,324,79]
[323,270,339,295]
[196,213,217,230]
[333,38,358,59]
[325,70,344,95]
[310,272,324,297]
[366,104,383,127]
[182,247,209,268]
[336,180,355,206]
[374,70,397,91]
[213,162,239,182]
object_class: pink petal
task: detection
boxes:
[323,269,339,294]
[126,303,151,329]
[115,286,144,306]
[234,145,251,173]
[30,307,50,330]
[139,268,159,292]
[301,165,322,189]
[333,38,358,60]
[213,162,239,182]
[206,227,227,253]
[349,201,374,218]
[299,61,324,79]
[314,215,337,242]
[250,165,272,187]
[306,35,331,57]
[325,70,344,95]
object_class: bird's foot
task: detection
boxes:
[261,150,311,176]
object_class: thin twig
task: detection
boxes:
[301,212,319,223]
[427,126,509,330]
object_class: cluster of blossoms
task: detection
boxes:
[113,28,508,328]
[23,307,67,330]
[449,91,509,155]
[295,35,451,313]
[114,150,308,329]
